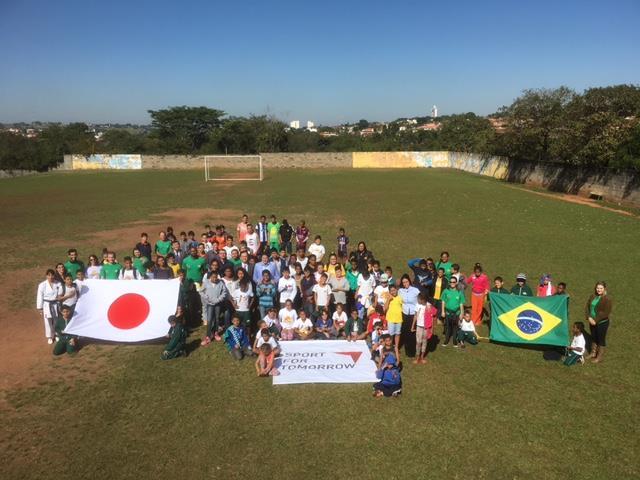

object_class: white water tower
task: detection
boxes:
[431,105,438,119]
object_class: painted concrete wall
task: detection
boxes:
[62,152,640,206]
[70,154,142,170]
[67,153,353,170]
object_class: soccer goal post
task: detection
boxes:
[204,155,263,181]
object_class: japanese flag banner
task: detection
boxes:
[64,279,180,342]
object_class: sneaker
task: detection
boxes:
[47,338,54,345]
[453,343,459,348]
[441,342,448,347]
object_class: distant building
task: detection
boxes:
[290,120,300,129]
[431,105,438,118]
[319,131,338,138]
[416,122,440,132]
[488,117,507,133]
[360,127,375,137]
[306,121,314,129]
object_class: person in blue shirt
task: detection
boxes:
[407,257,434,295]
[256,270,277,319]
[373,353,402,398]
[314,309,334,339]
[252,254,280,284]
[223,315,254,360]
[398,274,421,358]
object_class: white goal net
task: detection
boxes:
[204,155,263,181]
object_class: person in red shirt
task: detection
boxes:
[295,220,309,251]
[537,274,557,297]
[366,305,388,334]
[213,225,226,251]
[237,215,249,243]
[466,263,489,325]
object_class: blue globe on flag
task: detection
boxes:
[515,309,543,334]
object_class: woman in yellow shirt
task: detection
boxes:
[324,253,344,278]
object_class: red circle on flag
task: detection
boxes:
[107,293,150,329]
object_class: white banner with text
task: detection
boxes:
[273,340,378,385]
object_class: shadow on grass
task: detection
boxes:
[489,339,565,361]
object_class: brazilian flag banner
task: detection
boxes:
[489,293,569,347]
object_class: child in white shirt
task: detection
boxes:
[277,269,297,308]
[456,311,478,348]
[308,235,326,262]
[332,303,348,338]
[312,273,332,316]
[278,300,298,341]
[564,322,586,366]
[294,310,314,340]
[262,308,281,338]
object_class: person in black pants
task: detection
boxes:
[440,277,466,347]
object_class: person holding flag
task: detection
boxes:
[53,305,78,356]
[36,269,63,344]
[466,263,489,325]
[510,273,533,296]
[161,315,187,360]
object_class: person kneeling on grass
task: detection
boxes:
[456,310,479,349]
[563,322,586,366]
[161,315,187,360]
[53,305,78,356]
[255,343,280,376]
[223,315,254,360]
[373,353,402,398]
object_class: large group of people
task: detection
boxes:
[36,215,613,395]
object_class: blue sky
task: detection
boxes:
[0,0,638,125]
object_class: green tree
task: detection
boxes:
[98,129,147,153]
[438,113,495,153]
[148,106,225,153]
[498,87,576,163]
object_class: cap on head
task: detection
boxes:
[384,353,397,366]
[380,273,389,282]
[516,273,527,281]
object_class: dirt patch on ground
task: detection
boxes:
[0,208,242,398]
[507,186,639,218]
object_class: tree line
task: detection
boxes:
[1,84,639,171]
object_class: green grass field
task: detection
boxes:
[1,168,638,479]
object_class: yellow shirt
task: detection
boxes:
[386,296,404,324]
[434,277,445,300]
[169,263,181,277]
[325,263,344,278]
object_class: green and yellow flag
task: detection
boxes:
[489,293,569,347]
